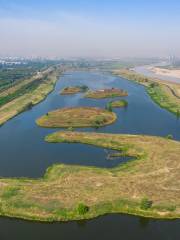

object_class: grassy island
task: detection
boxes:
[0,132,179,222]
[85,88,128,99]
[113,69,180,116]
[36,107,117,128]
[0,66,61,126]
[60,85,89,95]
[109,100,128,108]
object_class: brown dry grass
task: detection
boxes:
[46,132,180,208]
[36,107,117,128]
[85,88,128,99]
[0,132,179,221]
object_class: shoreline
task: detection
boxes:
[0,66,62,126]
[149,66,180,79]
[113,69,180,116]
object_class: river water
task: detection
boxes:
[0,71,179,239]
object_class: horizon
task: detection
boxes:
[0,0,180,58]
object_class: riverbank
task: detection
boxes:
[0,132,178,222]
[0,66,61,126]
[113,69,180,116]
[150,67,180,79]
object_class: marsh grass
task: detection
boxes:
[36,107,117,128]
[114,69,180,115]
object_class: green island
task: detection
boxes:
[85,88,128,99]
[113,69,180,116]
[60,85,89,95]
[36,107,117,128]
[0,132,179,222]
[0,66,62,126]
[108,99,128,108]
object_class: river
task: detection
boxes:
[0,71,179,239]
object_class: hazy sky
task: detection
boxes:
[0,0,180,58]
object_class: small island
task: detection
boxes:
[36,107,117,128]
[85,88,128,99]
[60,85,89,95]
[108,100,128,109]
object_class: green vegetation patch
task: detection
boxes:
[147,84,180,116]
[36,107,117,128]
[60,85,89,95]
[108,100,128,109]
[114,69,180,116]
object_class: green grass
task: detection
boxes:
[113,69,180,116]
[147,84,180,115]
[108,99,128,108]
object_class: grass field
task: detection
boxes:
[85,88,128,99]
[36,107,117,128]
[0,132,179,222]
[113,69,180,116]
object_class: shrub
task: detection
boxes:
[121,100,128,107]
[68,127,74,131]
[176,110,180,118]
[106,102,113,112]
[77,203,89,215]
[166,134,173,140]
[149,82,159,88]
[140,198,152,210]
[94,116,106,126]
[166,205,176,212]
[79,85,89,92]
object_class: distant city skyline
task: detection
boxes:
[0,0,180,58]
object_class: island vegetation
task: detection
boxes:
[107,100,128,110]
[0,132,179,222]
[36,107,117,128]
[85,88,128,99]
[60,85,89,95]
[113,69,180,116]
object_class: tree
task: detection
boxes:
[77,203,89,215]
[140,198,152,210]
[106,102,113,112]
